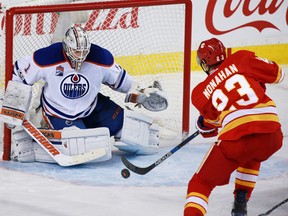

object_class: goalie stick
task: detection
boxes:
[258,197,288,216]
[22,119,106,166]
[121,130,200,175]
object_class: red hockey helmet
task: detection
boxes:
[196,38,226,74]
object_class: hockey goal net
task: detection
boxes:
[0,0,192,160]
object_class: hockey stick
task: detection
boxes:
[258,197,288,216]
[22,119,106,166]
[121,130,200,175]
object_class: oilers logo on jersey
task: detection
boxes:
[60,73,89,99]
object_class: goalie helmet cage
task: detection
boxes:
[1,0,192,160]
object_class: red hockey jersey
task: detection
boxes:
[192,50,284,141]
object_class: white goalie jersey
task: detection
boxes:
[12,42,134,121]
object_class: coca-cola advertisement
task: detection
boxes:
[192,0,288,48]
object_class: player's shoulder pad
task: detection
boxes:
[232,50,255,58]
[228,50,256,65]
[86,44,114,66]
[233,50,255,55]
[33,42,66,67]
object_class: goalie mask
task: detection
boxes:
[196,38,226,75]
[63,26,91,71]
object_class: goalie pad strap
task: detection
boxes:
[39,129,62,139]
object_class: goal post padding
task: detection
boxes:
[2,0,192,160]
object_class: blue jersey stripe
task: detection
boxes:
[42,94,95,119]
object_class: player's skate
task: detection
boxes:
[231,189,248,216]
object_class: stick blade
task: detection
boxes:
[121,156,154,175]
[56,148,107,166]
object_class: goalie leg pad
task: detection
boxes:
[114,110,159,155]
[61,126,112,162]
[12,126,112,164]
[33,142,57,163]
[11,129,35,163]
[12,129,57,163]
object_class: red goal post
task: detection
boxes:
[2,0,192,160]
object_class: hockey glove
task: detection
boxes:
[125,81,168,112]
[196,115,218,138]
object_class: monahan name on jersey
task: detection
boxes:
[203,64,239,100]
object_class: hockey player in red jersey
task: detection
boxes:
[184,38,284,216]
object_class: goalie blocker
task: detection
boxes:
[0,80,32,128]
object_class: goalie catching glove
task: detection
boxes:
[196,115,218,138]
[125,81,168,112]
